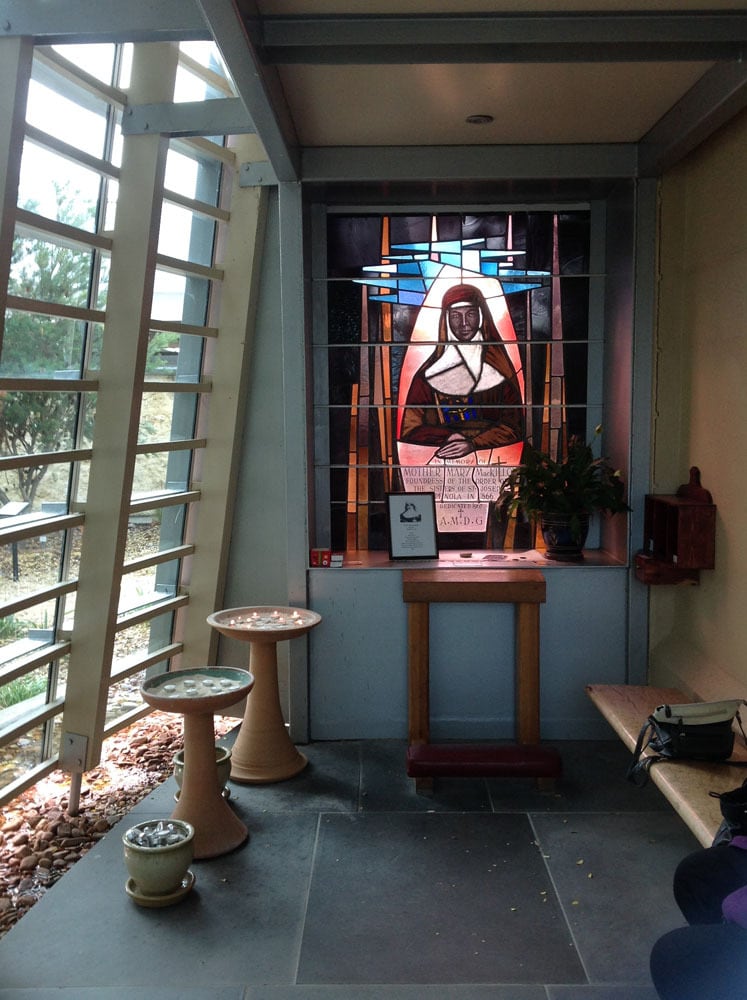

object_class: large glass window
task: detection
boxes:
[0,43,120,800]
[0,38,238,803]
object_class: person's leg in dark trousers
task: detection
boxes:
[673,844,747,924]
[650,923,747,1000]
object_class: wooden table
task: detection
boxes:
[402,569,561,789]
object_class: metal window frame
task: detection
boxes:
[0,36,265,808]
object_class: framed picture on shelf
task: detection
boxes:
[386,492,439,560]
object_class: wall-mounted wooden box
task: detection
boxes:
[636,468,715,585]
[643,494,716,569]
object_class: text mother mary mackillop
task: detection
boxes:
[399,283,524,461]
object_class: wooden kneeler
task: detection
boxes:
[403,569,562,792]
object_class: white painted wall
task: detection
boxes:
[649,109,747,701]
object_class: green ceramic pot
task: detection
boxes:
[122,819,194,897]
[173,745,232,800]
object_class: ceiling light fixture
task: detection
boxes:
[465,114,494,125]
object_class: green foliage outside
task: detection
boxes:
[0,182,178,505]
[0,673,48,710]
[0,616,25,642]
[0,619,47,711]
[0,183,96,505]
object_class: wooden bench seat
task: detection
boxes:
[586,684,747,847]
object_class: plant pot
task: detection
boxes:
[122,819,195,906]
[173,745,232,801]
[540,512,590,561]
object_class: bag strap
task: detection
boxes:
[626,716,666,786]
[720,708,747,767]
[736,708,747,748]
[716,708,747,770]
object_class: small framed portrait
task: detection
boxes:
[386,492,439,560]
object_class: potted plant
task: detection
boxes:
[499,426,629,560]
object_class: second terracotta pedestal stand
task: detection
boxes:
[140,667,254,859]
[207,606,321,784]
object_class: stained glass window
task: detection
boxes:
[315,211,593,552]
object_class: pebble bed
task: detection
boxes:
[0,524,240,937]
[0,711,234,939]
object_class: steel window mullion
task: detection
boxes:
[122,543,194,574]
[0,448,92,471]
[177,49,235,99]
[0,514,84,546]
[0,760,58,810]
[140,380,211,393]
[24,123,121,182]
[0,697,64,745]
[128,489,200,514]
[101,706,152,739]
[0,642,71,683]
[115,593,189,631]
[5,293,106,325]
[155,252,223,281]
[0,584,77,620]
[0,378,97,394]
[163,187,230,223]
[33,46,128,109]
[15,206,114,252]
[171,135,236,167]
[109,642,183,684]
[147,319,218,338]
[135,438,207,456]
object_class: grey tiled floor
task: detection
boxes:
[0,739,696,999]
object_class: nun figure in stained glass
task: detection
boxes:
[399,283,524,460]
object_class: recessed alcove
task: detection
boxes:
[298,178,646,743]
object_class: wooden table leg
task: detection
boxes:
[407,601,432,792]
[407,601,430,746]
[515,601,540,745]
